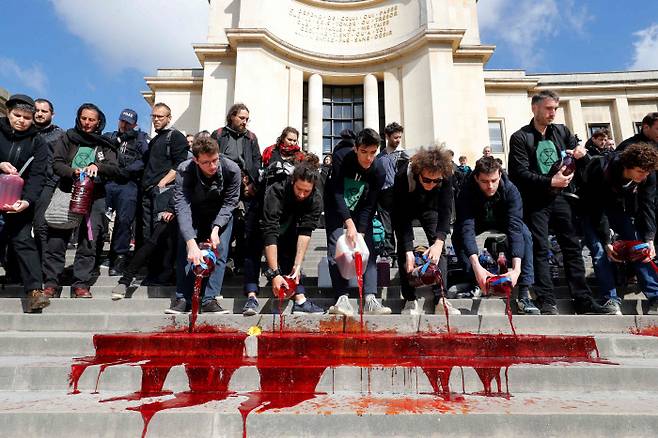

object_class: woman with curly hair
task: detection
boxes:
[392,145,459,315]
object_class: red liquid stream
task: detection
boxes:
[70,331,608,438]
[354,252,364,332]
[189,275,203,333]
[485,277,516,336]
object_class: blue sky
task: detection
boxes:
[1,0,657,134]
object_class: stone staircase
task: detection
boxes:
[1,229,658,437]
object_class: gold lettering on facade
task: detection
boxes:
[288,5,398,44]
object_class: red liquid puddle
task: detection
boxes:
[354,252,364,332]
[189,275,203,333]
[70,331,608,438]
[632,325,658,337]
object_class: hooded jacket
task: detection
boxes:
[454,172,525,259]
[392,161,453,253]
[0,117,48,206]
[212,126,261,186]
[582,153,656,244]
[52,103,120,195]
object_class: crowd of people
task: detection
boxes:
[1,90,658,316]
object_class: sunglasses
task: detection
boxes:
[420,175,443,185]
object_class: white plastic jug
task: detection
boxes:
[334,232,370,279]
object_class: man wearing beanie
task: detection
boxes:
[0,94,50,312]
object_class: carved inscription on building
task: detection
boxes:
[288,6,399,43]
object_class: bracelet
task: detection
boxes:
[264,267,281,282]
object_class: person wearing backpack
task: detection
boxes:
[376,122,408,263]
[42,103,120,299]
[140,103,188,284]
[392,146,458,316]
[0,94,50,312]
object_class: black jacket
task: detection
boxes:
[455,172,525,259]
[260,178,322,246]
[37,124,65,188]
[392,161,453,253]
[582,153,656,244]
[104,129,149,183]
[616,132,658,152]
[0,117,48,206]
[508,119,578,206]
[323,146,385,232]
[212,126,261,186]
[174,156,241,242]
[142,128,188,190]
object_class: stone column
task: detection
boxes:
[563,99,587,142]
[307,73,323,157]
[383,69,402,128]
[612,97,635,141]
[364,74,380,131]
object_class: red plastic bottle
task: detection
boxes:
[0,174,24,210]
[193,242,218,277]
[612,240,650,263]
[69,173,95,215]
[497,252,508,274]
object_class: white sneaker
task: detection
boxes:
[435,297,461,315]
[401,300,423,315]
[364,294,392,315]
[328,294,354,317]
[111,283,127,301]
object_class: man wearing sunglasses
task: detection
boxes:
[392,146,459,315]
[454,156,538,315]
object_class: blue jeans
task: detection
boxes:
[587,210,658,302]
[582,222,618,301]
[175,217,233,305]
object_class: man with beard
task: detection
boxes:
[141,103,188,284]
[212,103,261,273]
[42,103,120,298]
[103,109,149,276]
[0,94,49,312]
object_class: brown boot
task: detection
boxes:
[27,290,50,312]
[73,287,92,298]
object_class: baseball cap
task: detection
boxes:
[119,108,138,125]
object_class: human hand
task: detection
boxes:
[210,226,221,250]
[505,267,521,287]
[550,166,573,188]
[605,244,622,263]
[3,199,29,213]
[186,241,203,265]
[82,164,98,178]
[161,212,175,222]
[405,251,415,274]
[0,162,18,174]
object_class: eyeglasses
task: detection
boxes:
[420,175,443,185]
[150,114,170,119]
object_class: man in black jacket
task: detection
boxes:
[0,94,49,312]
[253,161,324,315]
[454,157,538,315]
[103,108,149,275]
[141,102,188,283]
[581,143,658,315]
[168,137,241,314]
[392,146,458,315]
[616,112,658,152]
[508,89,608,315]
[324,128,391,316]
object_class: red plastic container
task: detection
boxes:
[484,275,513,297]
[612,240,650,263]
[409,258,444,288]
[277,276,297,299]
[0,174,24,210]
[69,174,95,215]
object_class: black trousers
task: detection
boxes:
[119,219,177,285]
[525,194,592,306]
[33,184,56,267]
[1,209,42,292]
[377,187,396,256]
[43,197,107,289]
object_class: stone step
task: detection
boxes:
[2,357,657,393]
[0,390,657,438]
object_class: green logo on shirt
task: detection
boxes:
[344,177,366,211]
[536,140,558,175]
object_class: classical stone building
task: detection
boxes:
[143,0,658,162]
[0,87,9,116]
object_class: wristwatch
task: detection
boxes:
[264,267,281,282]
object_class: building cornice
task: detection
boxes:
[223,27,492,67]
[193,43,233,63]
[294,0,386,10]
[144,72,204,92]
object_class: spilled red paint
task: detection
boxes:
[632,325,658,337]
[188,276,203,333]
[70,330,606,438]
[354,252,364,332]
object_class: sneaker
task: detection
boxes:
[456,286,481,299]
[401,300,423,315]
[165,298,189,314]
[27,290,50,312]
[646,299,658,315]
[540,302,559,315]
[435,297,461,315]
[72,287,92,298]
[111,284,128,301]
[517,297,540,315]
[602,298,622,316]
[364,294,392,315]
[242,296,259,316]
[109,255,127,277]
[42,286,58,299]
[575,298,612,315]
[292,299,325,315]
[201,300,231,314]
[328,294,354,317]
